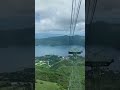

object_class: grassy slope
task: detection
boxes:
[35,80,65,90]
[35,57,85,90]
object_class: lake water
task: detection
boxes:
[35,45,85,57]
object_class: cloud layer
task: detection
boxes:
[0,0,34,30]
[35,0,85,35]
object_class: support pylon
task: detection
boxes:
[68,52,82,90]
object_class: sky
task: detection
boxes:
[35,0,85,36]
[0,0,34,30]
[86,0,120,23]
[0,0,119,30]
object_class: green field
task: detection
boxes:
[35,80,64,90]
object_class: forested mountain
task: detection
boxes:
[35,35,85,46]
[0,28,34,47]
[86,21,120,49]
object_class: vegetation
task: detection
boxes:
[35,55,85,90]
[36,80,64,90]
[36,55,62,65]
[0,68,34,90]
[35,35,85,46]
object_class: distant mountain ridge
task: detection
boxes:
[0,27,34,47]
[86,21,120,49]
[35,35,85,46]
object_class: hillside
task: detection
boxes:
[35,55,85,90]
[35,80,63,90]
[35,35,85,46]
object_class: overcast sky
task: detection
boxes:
[0,0,34,30]
[35,0,85,35]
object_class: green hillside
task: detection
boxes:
[35,55,85,90]
[35,80,64,90]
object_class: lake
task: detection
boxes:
[35,45,85,57]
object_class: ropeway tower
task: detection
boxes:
[68,0,84,90]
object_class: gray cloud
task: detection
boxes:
[86,0,120,22]
[0,0,34,17]
[0,0,34,29]
[35,0,85,34]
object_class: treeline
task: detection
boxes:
[35,35,85,46]
[0,68,34,82]
[35,55,62,65]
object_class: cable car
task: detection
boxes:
[68,46,83,55]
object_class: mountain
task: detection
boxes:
[35,35,85,46]
[0,27,34,47]
[35,33,63,39]
[86,21,120,49]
